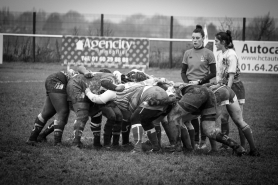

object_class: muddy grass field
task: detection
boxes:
[0,62,278,185]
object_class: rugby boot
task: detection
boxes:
[26,126,43,145]
[54,131,62,146]
[72,130,83,148]
[112,134,120,147]
[216,133,246,156]
[37,121,54,142]
[93,133,102,148]
[103,133,112,148]
[146,130,161,152]
[249,149,260,157]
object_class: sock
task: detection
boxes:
[112,134,120,146]
[121,121,131,145]
[188,129,195,149]
[28,114,45,141]
[39,121,54,138]
[154,126,161,148]
[180,127,193,150]
[191,118,200,143]
[131,124,143,152]
[238,128,246,148]
[241,125,256,151]
[146,128,160,151]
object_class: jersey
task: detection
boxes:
[182,48,215,81]
[67,72,117,103]
[215,49,241,84]
[114,84,168,113]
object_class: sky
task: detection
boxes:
[1,0,278,19]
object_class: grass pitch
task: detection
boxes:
[0,62,278,185]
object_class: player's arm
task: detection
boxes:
[227,73,235,87]
[227,54,237,87]
[85,89,116,104]
[101,80,125,92]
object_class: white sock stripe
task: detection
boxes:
[131,124,142,129]
[54,129,63,132]
[146,128,156,133]
[38,113,45,123]
[34,123,43,128]
[90,122,101,127]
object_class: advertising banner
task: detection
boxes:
[233,41,278,74]
[61,36,149,70]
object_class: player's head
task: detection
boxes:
[215,30,234,50]
[192,25,205,48]
[113,70,122,84]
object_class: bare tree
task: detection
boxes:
[247,12,276,41]
[218,17,242,40]
[72,26,79,36]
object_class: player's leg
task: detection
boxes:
[90,111,103,148]
[27,96,56,144]
[72,102,90,148]
[101,106,116,148]
[111,105,123,147]
[226,100,259,156]
[232,81,246,149]
[49,93,70,145]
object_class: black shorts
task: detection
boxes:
[231,81,245,104]
[45,72,68,95]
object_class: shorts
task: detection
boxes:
[45,72,68,95]
[214,86,237,106]
[231,80,245,104]
[178,85,216,117]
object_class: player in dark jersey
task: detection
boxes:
[161,83,246,156]
[67,71,125,148]
[26,66,93,146]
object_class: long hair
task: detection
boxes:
[215,30,234,49]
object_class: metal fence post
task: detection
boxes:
[242,17,246,41]
[169,16,173,68]
[33,11,36,62]
[101,14,104,37]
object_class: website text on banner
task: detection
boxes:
[61,36,150,70]
[233,41,278,74]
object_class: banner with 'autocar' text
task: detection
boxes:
[61,36,149,70]
[233,41,278,74]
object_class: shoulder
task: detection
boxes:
[185,48,194,54]
[226,49,238,59]
[202,48,214,56]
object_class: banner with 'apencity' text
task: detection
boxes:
[233,41,278,74]
[61,36,149,70]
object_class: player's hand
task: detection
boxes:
[85,88,91,95]
[189,81,199,85]
[84,71,94,78]
[115,84,125,92]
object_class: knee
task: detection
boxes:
[203,128,221,139]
